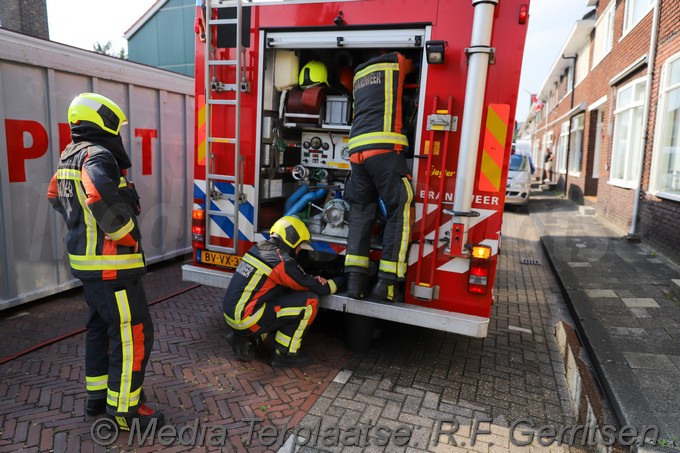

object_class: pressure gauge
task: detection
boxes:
[303,140,311,149]
[310,136,322,150]
[321,142,330,151]
[341,147,350,160]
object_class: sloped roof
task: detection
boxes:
[124,0,168,40]
[537,15,596,102]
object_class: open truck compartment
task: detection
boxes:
[255,29,425,259]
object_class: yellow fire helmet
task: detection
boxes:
[298,60,329,88]
[68,93,128,135]
[270,216,314,250]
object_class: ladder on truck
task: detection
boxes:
[203,0,249,255]
[413,96,455,301]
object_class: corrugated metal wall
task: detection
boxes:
[0,28,195,310]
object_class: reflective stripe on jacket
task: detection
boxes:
[348,52,412,154]
[222,241,338,332]
[47,142,145,280]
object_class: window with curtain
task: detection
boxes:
[568,113,585,175]
[610,77,646,187]
[651,55,680,199]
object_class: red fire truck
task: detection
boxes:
[182,0,531,342]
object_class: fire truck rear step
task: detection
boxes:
[182,264,489,338]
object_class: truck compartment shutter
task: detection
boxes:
[265,29,424,49]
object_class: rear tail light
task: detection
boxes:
[518,4,529,24]
[192,209,206,248]
[468,245,492,294]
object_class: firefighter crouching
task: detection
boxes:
[344,51,415,301]
[222,216,346,368]
[46,93,163,430]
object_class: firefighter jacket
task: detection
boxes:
[348,52,413,155]
[222,240,341,332]
[47,141,145,281]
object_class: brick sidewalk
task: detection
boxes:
[531,192,680,445]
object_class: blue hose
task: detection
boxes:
[284,184,309,213]
[285,188,327,217]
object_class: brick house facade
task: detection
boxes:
[520,0,680,265]
[0,0,49,40]
[638,0,680,264]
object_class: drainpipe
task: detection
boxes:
[628,0,660,240]
[563,55,577,110]
[562,55,577,198]
[448,0,497,257]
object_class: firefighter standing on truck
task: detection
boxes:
[46,93,163,431]
[222,216,346,368]
[344,51,415,301]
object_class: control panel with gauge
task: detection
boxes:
[300,131,351,170]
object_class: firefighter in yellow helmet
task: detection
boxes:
[46,93,163,431]
[222,216,345,367]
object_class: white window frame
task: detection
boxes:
[557,122,570,174]
[532,140,540,168]
[566,66,574,97]
[649,52,680,202]
[568,113,585,176]
[623,0,654,36]
[541,132,553,173]
[592,2,614,69]
[609,77,647,189]
[576,39,591,87]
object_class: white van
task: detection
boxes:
[505,153,532,208]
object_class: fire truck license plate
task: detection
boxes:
[198,250,241,269]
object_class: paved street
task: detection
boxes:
[288,208,589,453]
[0,205,618,452]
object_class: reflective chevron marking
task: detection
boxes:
[479,104,510,192]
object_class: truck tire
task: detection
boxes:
[344,313,375,353]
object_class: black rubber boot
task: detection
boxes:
[86,397,106,417]
[372,278,404,302]
[271,350,310,368]
[347,272,369,299]
[226,332,257,361]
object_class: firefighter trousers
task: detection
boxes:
[227,291,319,354]
[82,277,153,416]
[344,150,414,281]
